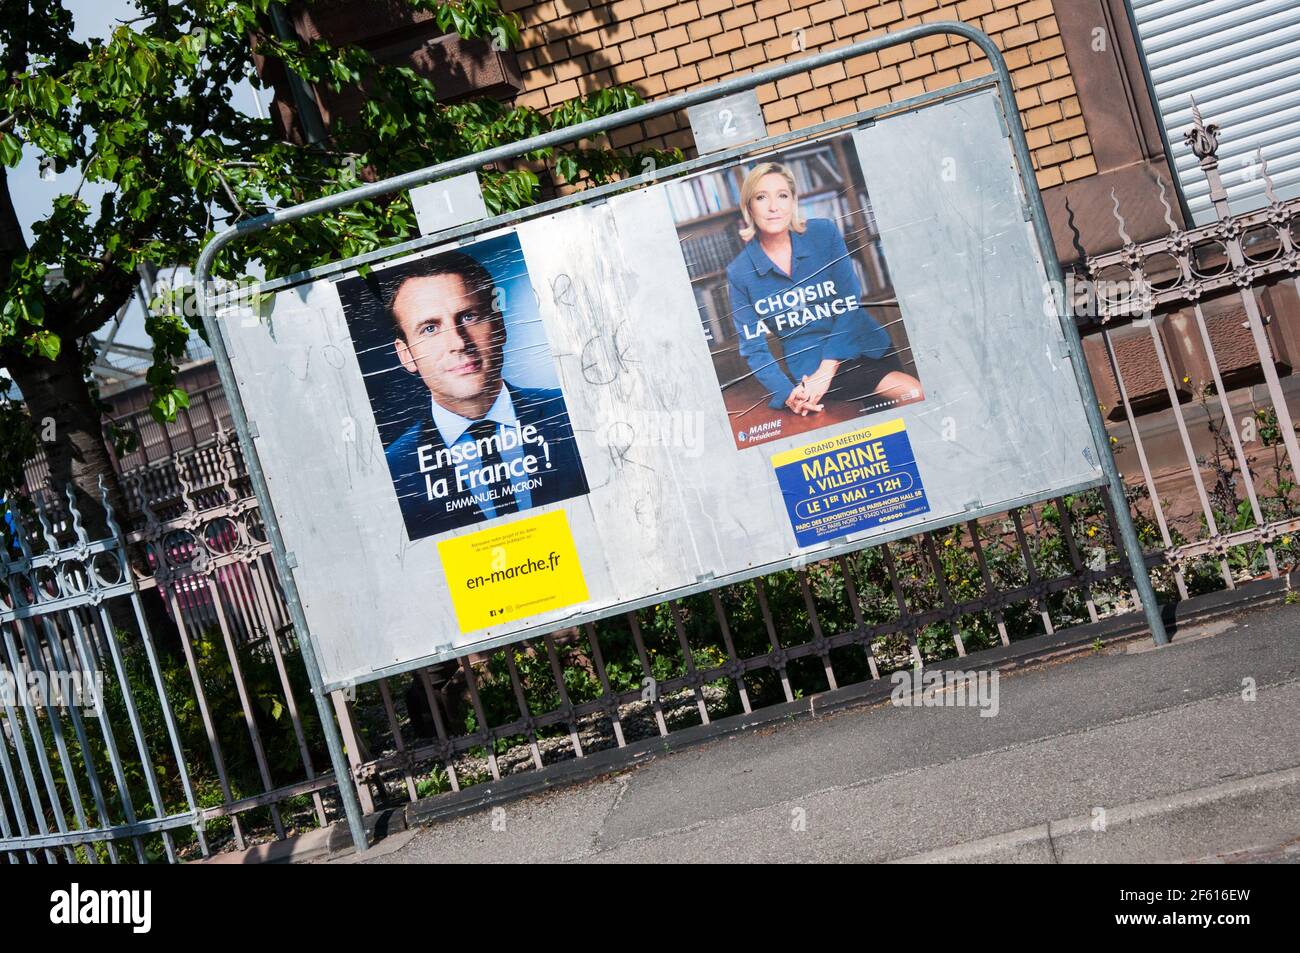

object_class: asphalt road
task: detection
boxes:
[349,600,1300,864]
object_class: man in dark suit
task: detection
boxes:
[380,251,588,541]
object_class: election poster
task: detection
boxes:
[669,131,925,450]
[437,510,589,632]
[771,419,930,546]
[334,232,590,542]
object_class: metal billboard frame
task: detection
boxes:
[195,21,1170,852]
[219,83,1117,685]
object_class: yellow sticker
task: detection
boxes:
[437,510,589,634]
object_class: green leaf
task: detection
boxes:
[555,154,579,184]
[150,387,190,423]
[27,329,61,360]
[0,133,22,168]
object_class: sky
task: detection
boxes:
[9,0,268,349]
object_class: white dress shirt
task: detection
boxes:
[428,384,533,519]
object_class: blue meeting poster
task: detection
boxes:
[771,418,931,547]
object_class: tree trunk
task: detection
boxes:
[6,342,128,540]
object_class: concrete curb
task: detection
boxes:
[887,765,1300,863]
[196,808,407,864]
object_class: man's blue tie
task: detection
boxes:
[467,419,519,517]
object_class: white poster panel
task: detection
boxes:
[221,90,1100,688]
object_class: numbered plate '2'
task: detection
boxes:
[409,172,490,237]
[687,90,767,155]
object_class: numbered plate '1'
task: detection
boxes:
[409,172,489,237]
[687,90,767,155]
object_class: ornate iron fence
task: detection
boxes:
[1079,105,1300,600]
[3,108,1298,862]
[1,437,340,862]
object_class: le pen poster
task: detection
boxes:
[668,131,925,450]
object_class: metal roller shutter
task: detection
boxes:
[1129,0,1300,224]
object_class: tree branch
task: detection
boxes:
[213,166,247,220]
[69,265,138,339]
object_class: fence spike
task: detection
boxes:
[1183,96,1220,161]
[1257,147,1280,206]
[31,493,59,552]
[172,449,196,512]
[98,475,124,542]
[64,483,90,547]
[8,506,34,561]
[1154,171,1179,233]
[215,426,239,503]
[1108,188,1132,246]
[133,470,161,538]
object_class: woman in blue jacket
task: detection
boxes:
[725,161,923,416]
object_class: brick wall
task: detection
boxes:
[501,0,1095,190]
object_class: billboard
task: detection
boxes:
[220,89,1103,688]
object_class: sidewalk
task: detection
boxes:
[342,600,1300,864]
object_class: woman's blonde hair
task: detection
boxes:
[737,162,807,242]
